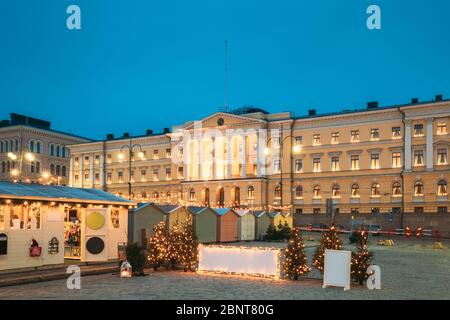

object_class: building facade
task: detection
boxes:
[0,113,91,185]
[68,97,450,233]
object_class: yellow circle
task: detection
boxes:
[86,212,105,230]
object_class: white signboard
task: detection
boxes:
[323,249,351,291]
[198,245,280,278]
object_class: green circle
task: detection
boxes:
[86,212,105,230]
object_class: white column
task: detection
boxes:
[69,157,74,186]
[426,118,434,171]
[226,135,232,179]
[89,154,94,188]
[404,120,412,171]
[79,155,83,187]
[256,132,262,177]
[183,140,189,181]
[241,134,247,178]
[99,154,105,188]
[197,138,202,180]
[211,137,216,180]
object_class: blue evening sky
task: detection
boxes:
[1,0,449,140]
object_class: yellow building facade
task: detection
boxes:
[68,98,450,234]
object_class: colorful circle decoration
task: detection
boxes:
[86,237,105,255]
[86,212,105,230]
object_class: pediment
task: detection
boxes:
[183,112,266,130]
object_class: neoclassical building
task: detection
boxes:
[68,96,450,230]
[0,113,91,185]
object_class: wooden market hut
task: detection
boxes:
[128,203,189,247]
[235,209,256,241]
[0,182,133,271]
[255,211,271,240]
[188,206,217,243]
[271,211,294,230]
[213,208,239,243]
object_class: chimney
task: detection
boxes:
[435,94,443,102]
[411,98,419,104]
[106,133,114,140]
[367,101,378,109]
[123,132,130,138]
[163,127,170,134]
[308,109,316,116]
[146,129,153,135]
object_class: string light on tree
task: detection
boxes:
[283,227,310,280]
[312,224,342,274]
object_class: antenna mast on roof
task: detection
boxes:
[224,40,228,112]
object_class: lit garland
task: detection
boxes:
[0,199,136,209]
[197,244,282,280]
[312,224,343,274]
[282,227,311,280]
[147,221,168,271]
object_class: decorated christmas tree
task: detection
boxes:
[283,227,311,280]
[147,221,168,271]
[167,220,184,269]
[351,228,373,285]
[180,217,199,272]
[312,224,343,273]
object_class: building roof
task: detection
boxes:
[187,206,208,214]
[212,208,234,216]
[234,209,251,216]
[227,106,269,115]
[154,204,181,213]
[0,182,133,205]
[254,210,267,218]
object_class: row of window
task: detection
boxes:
[0,140,19,153]
[293,122,447,147]
[292,180,447,199]
[1,161,67,176]
[296,207,449,215]
[73,167,174,185]
[74,149,174,166]
[0,140,67,157]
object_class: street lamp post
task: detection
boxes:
[120,135,143,199]
[8,148,35,183]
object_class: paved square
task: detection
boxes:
[1,237,449,300]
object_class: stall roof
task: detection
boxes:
[187,206,208,214]
[0,182,133,205]
[254,211,267,218]
[234,209,251,216]
[155,204,182,213]
[212,208,235,216]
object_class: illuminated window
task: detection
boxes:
[274,160,281,174]
[177,167,184,179]
[331,132,339,144]
[370,153,380,169]
[313,158,321,172]
[74,175,79,185]
[392,127,401,139]
[351,155,360,170]
[392,152,401,168]
[414,181,424,197]
[94,155,100,165]
[178,147,183,157]
[189,188,196,202]
[166,148,171,158]
[107,172,112,184]
[141,170,147,182]
[118,171,123,183]
[295,186,303,199]
[295,159,303,173]
[295,136,303,146]
[414,150,424,166]
[248,186,255,200]
[351,184,360,198]
[392,182,402,197]
[332,184,340,199]
[414,124,424,137]
[313,134,321,146]
[437,180,447,196]
[274,185,281,200]
[130,171,135,183]
[153,169,159,181]
[331,156,340,171]
[437,122,447,135]
[153,149,159,159]
[437,149,448,165]
[313,185,321,199]
[351,208,359,214]
[94,173,100,185]
[370,129,380,141]
[165,167,171,180]
[371,183,381,197]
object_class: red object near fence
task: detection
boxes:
[404,226,411,238]
[415,227,423,239]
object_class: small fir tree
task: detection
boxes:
[266,224,277,241]
[147,221,168,271]
[126,243,147,275]
[351,229,373,285]
[180,217,199,272]
[312,224,343,274]
[283,227,311,280]
[280,221,292,242]
[167,220,184,269]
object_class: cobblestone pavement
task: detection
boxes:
[1,239,449,300]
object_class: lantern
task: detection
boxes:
[120,260,132,278]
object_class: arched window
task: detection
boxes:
[248,186,255,200]
[437,180,447,196]
[10,140,13,152]
[15,140,18,152]
[313,185,321,199]
[332,184,340,198]
[414,181,424,197]
[392,182,402,197]
[56,165,61,176]
[216,187,225,207]
[35,162,40,174]
[1,161,5,173]
[274,185,281,199]
[56,146,60,157]
[0,141,3,153]
[50,164,55,175]
[295,186,303,199]
[351,184,360,198]
[62,146,66,158]
[233,187,241,206]
[36,142,41,154]
[6,161,10,172]
[203,188,210,206]
[371,183,381,197]
[61,166,66,177]
[29,140,34,153]
[189,188,196,202]
[50,144,54,156]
